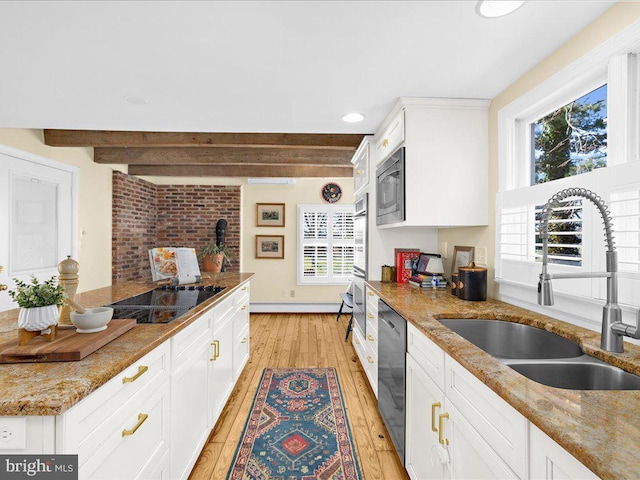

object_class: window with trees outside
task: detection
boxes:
[496,40,640,327]
[297,204,354,285]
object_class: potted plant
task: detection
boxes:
[8,275,65,333]
[200,243,233,273]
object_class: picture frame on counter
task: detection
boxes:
[256,235,284,259]
[452,246,474,273]
[256,203,285,227]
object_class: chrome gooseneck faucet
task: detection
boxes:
[538,187,640,353]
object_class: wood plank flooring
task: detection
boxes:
[189,313,409,480]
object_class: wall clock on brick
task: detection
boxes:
[321,183,342,203]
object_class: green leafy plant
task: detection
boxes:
[8,276,65,308]
[200,243,234,260]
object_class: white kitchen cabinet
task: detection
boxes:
[352,136,374,196]
[232,286,250,381]
[209,310,234,425]
[375,109,405,165]
[529,423,599,480]
[170,313,212,480]
[405,323,522,480]
[58,341,171,480]
[364,286,379,397]
[374,98,489,227]
[406,353,446,480]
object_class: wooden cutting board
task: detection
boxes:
[0,319,136,363]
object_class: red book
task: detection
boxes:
[394,249,420,283]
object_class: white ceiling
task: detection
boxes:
[0,1,615,134]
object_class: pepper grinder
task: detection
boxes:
[58,255,80,326]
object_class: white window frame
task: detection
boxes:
[297,204,354,285]
[496,22,640,332]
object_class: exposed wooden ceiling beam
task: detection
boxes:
[128,164,353,177]
[44,130,365,150]
[94,147,354,165]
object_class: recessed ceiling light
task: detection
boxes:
[342,113,364,123]
[476,1,525,18]
[123,95,150,106]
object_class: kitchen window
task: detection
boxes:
[297,204,354,285]
[496,32,640,329]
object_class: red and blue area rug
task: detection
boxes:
[226,367,363,480]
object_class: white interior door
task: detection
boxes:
[0,150,76,312]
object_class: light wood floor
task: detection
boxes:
[189,313,409,480]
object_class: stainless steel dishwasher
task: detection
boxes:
[377,299,407,465]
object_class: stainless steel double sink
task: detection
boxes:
[439,319,640,390]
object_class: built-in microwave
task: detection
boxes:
[376,147,405,225]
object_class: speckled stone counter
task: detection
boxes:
[367,281,640,480]
[0,272,254,417]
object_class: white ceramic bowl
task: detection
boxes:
[70,307,114,333]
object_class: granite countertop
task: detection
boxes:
[0,272,254,417]
[366,281,640,480]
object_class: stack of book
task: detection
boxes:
[408,273,447,288]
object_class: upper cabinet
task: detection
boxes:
[374,98,490,228]
[351,135,374,196]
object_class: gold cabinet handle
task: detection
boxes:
[367,313,374,318]
[367,291,374,296]
[438,412,450,445]
[0,266,6,291]
[122,365,148,384]
[122,413,148,437]
[242,286,248,291]
[241,305,248,310]
[210,340,220,361]
[367,335,375,342]
[431,402,441,432]
[354,339,360,345]
[367,356,374,364]
[356,169,363,175]
[382,138,389,147]
[241,337,248,344]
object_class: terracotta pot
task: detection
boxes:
[203,253,225,273]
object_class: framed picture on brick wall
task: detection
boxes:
[256,203,285,227]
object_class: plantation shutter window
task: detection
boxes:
[298,205,354,284]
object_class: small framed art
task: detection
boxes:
[256,235,285,259]
[452,246,475,273]
[256,203,285,227]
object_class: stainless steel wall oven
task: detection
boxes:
[376,147,405,225]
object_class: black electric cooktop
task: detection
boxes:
[108,285,226,324]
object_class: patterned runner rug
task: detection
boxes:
[227,367,363,480]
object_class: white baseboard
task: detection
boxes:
[250,302,344,313]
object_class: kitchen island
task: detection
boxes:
[366,280,640,480]
[0,272,253,416]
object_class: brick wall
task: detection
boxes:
[112,172,241,282]
[157,185,241,272]
[112,171,158,282]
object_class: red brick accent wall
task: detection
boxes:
[112,172,241,282]
[112,171,158,282]
[156,185,241,272]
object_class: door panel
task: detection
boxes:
[0,152,75,312]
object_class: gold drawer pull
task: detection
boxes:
[242,286,248,291]
[367,356,374,364]
[122,413,148,437]
[354,339,360,345]
[438,412,450,445]
[122,365,148,384]
[210,340,220,361]
[367,335,375,342]
[382,138,389,147]
[356,169,363,175]
[431,402,441,432]
[367,313,374,318]
[241,305,248,310]
[367,291,374,296]
[241,337,248,344]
